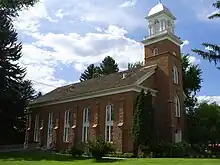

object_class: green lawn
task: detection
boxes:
[0,152,220,165]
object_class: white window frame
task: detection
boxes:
[82,108,90,142]
[173,65,179,84]
[34,114,39,142]
[105,105,113,143]
[28,114,31,128]
[175,129,182,143]
[175,96,181,117]
[153,48,158,55]
[63,110,70,142]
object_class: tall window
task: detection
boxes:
[174,96,181,117]
[105,105,113,143]
[153,48,158,55]
[173,65,178,84]
[63,110,70,142]
[34,114,39,142]
[82,108,90,142]
[175,129,182,143]
[28,114,31,128]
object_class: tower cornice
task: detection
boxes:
[141,30,183,46]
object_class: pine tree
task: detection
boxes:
[192,1,220,69]
[128,61,144,70]
[0,0,39,17]
[132,90,144,156]
[79,64,101,82]
[0,3,37,144]
[143,91,154,149]
[100,56,119,75]
[132,90,155,156]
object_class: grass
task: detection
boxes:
[0,151,220,165]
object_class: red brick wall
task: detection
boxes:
[144,38,185,143]
[29,91,137,152]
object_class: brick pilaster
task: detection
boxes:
[114,98,124,152]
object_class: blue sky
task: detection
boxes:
[14,0,220,104]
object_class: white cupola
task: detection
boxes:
[146,2,176,37]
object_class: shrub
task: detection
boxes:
[87,138,115,160]
[171,141,191,157]
[59,149,69,154]
[69,145,84,157]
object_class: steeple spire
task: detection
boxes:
[158,0,162,3]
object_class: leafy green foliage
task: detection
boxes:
[79,64,101,82]
[69,145,84,157]
[132,90,154,156]
[181,54,202,112]
[87,138,115,160]
[153,141,191,158]
[192,1,220,69]
[188,102,220,146]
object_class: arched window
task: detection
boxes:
[173,65,178,84]
[174,96,181,117]
[161,19,166,31]
[154,19,160,33]
[175,129,182,143]
[153,48,158,55]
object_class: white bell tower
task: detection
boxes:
[147,1,175,36]
[142,1,182,47]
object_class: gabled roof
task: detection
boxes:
[30,64,157,106]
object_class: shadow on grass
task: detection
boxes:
[94,158,124,163]
[0,151,90,162]
[0,151,125,163]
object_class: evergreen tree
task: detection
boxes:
[132,90,145,156]
[132,90,154,156]
[79,64,101,82]
[143,91,154,149]
[128,61,144,70]
[0,0,39,17]
[0,1,38,144]
[100,56,119,75]
[192,1,220,69]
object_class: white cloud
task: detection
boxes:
[119,0,138,8]
[181,40,190,49]
[188,56,201,65]
[197,96,220,105]
[18,24,143,93]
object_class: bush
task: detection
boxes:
[87,138,115,160]
[69,144,84,157]
[59,148,69,154]
[152,141,191,158]
[171,141,191,157]
[106,152,134,158]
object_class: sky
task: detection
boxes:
[13,0,220,104]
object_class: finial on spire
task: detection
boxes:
[158,0,162,3]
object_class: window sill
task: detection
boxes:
[63,141,69,143]
[175,116,181,118]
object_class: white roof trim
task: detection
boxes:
[30,85,158,108]
[141,32,183,46]
[135,67,157,85]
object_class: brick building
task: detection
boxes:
[25,2,185,153]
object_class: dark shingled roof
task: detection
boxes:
[30,65,157,105]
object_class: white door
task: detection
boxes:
[47,113,53,149]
